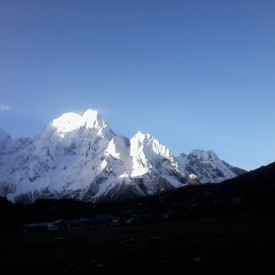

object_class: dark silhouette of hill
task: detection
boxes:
[1,161,275,227]
[148,161,275,218]
[1,162,275,275]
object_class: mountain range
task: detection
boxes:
[0,109,246,204]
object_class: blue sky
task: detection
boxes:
[0,0,274,171]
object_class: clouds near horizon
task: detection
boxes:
[0,104,10,112]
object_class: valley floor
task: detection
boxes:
[1,212,275,275]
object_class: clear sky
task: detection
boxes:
[0,0,274,171]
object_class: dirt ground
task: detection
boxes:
[1,212,275,275]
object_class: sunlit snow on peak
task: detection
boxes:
[134,131,145,138]
[82,109,103,129]
[51,109,104,137]
[131,131,171,157]
[52,112,82,135]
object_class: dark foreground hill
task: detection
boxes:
[0,162,275,274]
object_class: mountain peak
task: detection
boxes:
[51,109,104,136]
[134,130,146,138]
[82,109,103,129]
[189,149,218,161]
[176,149,246,184]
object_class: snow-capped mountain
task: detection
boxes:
[176,150,246,183]
[0,109,246,204]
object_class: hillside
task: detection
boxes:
[0,162,275,274]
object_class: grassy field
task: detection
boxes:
[1,212,275,275]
